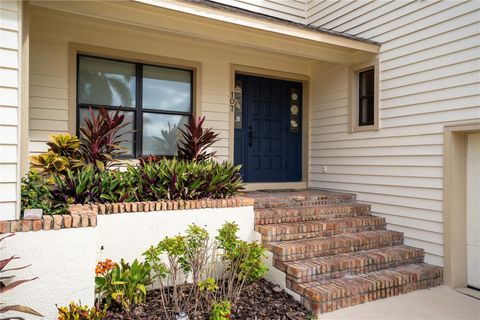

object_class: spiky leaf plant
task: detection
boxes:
[177,116,219,161]
[77,107,129,171]
[0,234,44,319]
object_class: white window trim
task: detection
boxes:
[349,58,379,132]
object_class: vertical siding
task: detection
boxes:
[309,1,480,266]
[28,7,311,163]
[0,0,21,220]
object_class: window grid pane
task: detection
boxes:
[77,55,193,158]
[358,68,374,127]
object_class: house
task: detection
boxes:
[0,0,479,317]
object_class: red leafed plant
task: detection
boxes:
[0,234,44,319]
[78,107,129,171]
[177,116,219,162]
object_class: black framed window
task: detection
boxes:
[77,55,193,158]
[358,68,374,127]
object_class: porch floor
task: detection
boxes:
[322,285,480,320]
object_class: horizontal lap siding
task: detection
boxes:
[309,1,480,266]
[28,7,310,163]
[0,0,20,220]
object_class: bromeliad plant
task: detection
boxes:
[95,259,151,312]
[0,234,44,320]
[177,116,219,161]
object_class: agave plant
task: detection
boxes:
[77,107,129,171]
[177,116,219,162]
[0,234,44,319]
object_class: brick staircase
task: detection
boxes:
[250,189,443,315]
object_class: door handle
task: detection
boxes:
[248,126,253,147]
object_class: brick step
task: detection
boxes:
[269,230,404,263]
[296,263,443,314]
[256,216,386,242]
[255,204,371,225]
[284,245,424,285]
[250,190,357,209]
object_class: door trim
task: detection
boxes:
[443,121,480,288]
[229,64,310,189]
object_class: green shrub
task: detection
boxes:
[57,302,108,320]
[95,259,151,312]
[209,300,231,320]
[21,169,67,215]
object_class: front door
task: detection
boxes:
[234,74,302,183]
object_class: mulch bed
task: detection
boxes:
[104,279,310,319]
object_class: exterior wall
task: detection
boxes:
[210,0,306,23]
[27,5,311,163]
[1,205,255,319]
[309,1,480,267]
[0,0,21,220]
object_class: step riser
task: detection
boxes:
[254,195,357,210]
[273,238,404,263]
[303,277,442,314]
[255,205,371,225]
[260,224,386,242]
[286,256,424,285]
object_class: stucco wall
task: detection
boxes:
[1,205,254,319]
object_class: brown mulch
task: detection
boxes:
[104,279,310,319]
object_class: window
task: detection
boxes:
[349,60,379,132]
[77,55,193,158]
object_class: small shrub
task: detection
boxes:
[21,169,67,215]
[209,300,231,320]
[77,107,129,171]
[57,302,108,320]
[177,116,219,161]
[95,259,151,312]
[0,234,44,319]
[51,167,98,205]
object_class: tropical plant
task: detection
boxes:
[51,167,98,205]
[21,169,67,215]
[209,300,231,320]
[95,259,151,312]
[30,134,81,179]
[177,116,219,161]
[77,107,129,171]
[57,302,108,320]
[216,222,268,303]
[0,234,44,319]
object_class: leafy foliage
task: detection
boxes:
[21,169,68,216]
[30,134,81,179]
[177,116,219,161]
[209,300,231,320]
[95,259,151,312]
[77,107,129,171]
[0,234,44,319]
[57,302,108,320]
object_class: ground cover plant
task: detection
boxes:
[21,109,243,215]
[93,223,271,319]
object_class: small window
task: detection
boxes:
[358,68,374,126]
[349,60,379,132]
[77,55,193,158]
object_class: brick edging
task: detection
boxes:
[0,197,255,234]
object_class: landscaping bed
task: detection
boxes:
[103,279,309,320]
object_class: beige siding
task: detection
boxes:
[211,0,306,23]
[309,2,480,266]
[28,6,311,162]
[0,0,21,220]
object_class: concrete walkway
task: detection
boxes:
[321,286,480,320]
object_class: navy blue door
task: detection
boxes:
[234,74,302,183]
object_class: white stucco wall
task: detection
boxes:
[0,206,254,319]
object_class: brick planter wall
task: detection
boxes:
[0,197,255,234]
